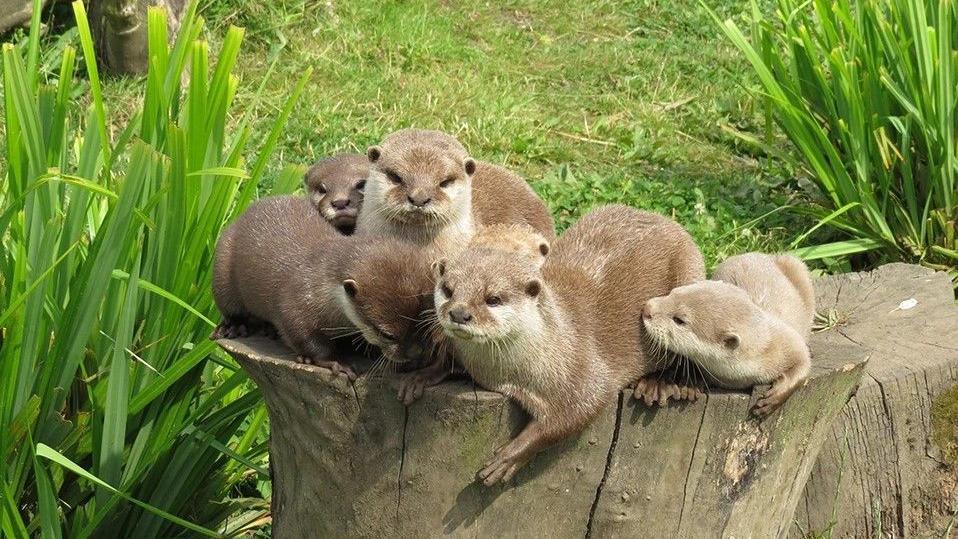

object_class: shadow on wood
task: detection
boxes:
[218,263,956,538]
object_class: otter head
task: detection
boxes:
[641,280,770,389]
[470,224,550,267]
[366,129,476,227]
[433,247,544,345]
[304,154,370,234]
[336,239,435,365]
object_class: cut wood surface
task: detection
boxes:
[218,263,956,538]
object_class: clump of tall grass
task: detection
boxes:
[713,0,957,280]
[1,0,309,535]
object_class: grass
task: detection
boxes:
[103,0,807,267]
[0,1,305,535]
[714,0,958,279]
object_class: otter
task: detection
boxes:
[396,223,552,405]
[356,128,555,257]
[433,205,704,485]
[304,153,370,234]
[211,196,434,379]
[640,253,815,416]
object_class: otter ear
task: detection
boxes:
[343,279,359,298]
[723,333,740,350]
[367,146,382,163]
[432,258,447,278]
[463,158,476,176]
[525,280,541,297]
[538,242,550,257]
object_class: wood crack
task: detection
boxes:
[584,392,623,538]
[677,394,709,535]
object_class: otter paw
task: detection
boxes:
[397,374,428,406]
[753,380,788,417]
[478,448,529,486]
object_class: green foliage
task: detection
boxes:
[0,1,306,535]
[712,0,958,277]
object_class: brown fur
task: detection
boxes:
[396,223,550,405]
[304,153,369,234]
[641,252,815,416]
[357,129,554,257]
[211,196,434,378]
[433,204,705,485]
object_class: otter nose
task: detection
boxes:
[407,194,431,207]
[331,198,350,210]
[449,308,473,325]
[642,301,656,320]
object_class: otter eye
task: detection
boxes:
[439,176,455,188]
[441,283,453,298]
[386,171,403,185]
[380,330,397,341]
[317,184,327,194]
[486,295,502,307]
[356,180,366,191]
[672,316,686,326]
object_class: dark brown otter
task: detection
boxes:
[304,153,370,234]
[211,196,434,379]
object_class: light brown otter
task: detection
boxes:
[640,253,814,416]
[304,153,370,234]
[433,205,704,485]
[396,224,552,405]
[356,128,555,257]
[211,196,434,379]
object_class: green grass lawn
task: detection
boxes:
[97,0,807,267]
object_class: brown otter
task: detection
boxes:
[640,253,814,416]
[433,205,704,485]
[211,196,434,379]
[396,223,552,405]
[304,153,370,234]
[356,128,555,257]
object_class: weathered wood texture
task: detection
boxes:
[0,0,49,34]
[794,263,958,538]
[219,263,955,538]
[88,0,186,75]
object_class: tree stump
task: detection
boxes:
[89,0,186,75]
[218,263,955,538]
[794,264,958,538]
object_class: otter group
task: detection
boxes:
[211,128,816,485]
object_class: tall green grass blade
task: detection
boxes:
[36,444,224,538]
[791,238,885,261]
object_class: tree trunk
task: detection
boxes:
[214,266,958,537]
[0,0,49,34]
[89,0,186,75]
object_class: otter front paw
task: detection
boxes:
[397,367,449,405]
[478,440,533,486]
[633,377,701,407]
[296,356,358,381]
[753,374,791,417]
[209,321,248,340]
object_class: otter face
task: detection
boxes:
[336,246,435,365]
[641,281,769,389]
[305,155,370,233]
[365,142,476,227]
[433,249,543,344]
